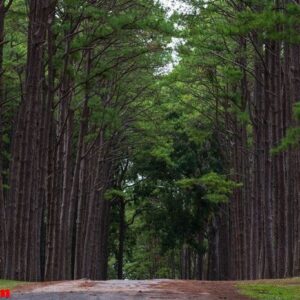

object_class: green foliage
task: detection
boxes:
[104,189,128,201]
[176,172,241,204]
[199,172,242,203]
[176,177,202,189]
[272,103,300,154]
[272,127,300,154]
[107,68,235,278]
[225,1,300,43]
[7,0,294,281]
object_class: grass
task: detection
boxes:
[238,278,300,300]
[0,280,26,290]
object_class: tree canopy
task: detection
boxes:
[0,0,300,281]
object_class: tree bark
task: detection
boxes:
[6,0,56,281]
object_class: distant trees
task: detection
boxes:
[106,84,240,280]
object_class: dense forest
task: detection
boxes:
[1,0,300,283]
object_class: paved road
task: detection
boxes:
[11,280,250,300]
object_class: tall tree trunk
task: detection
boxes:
[0,0,8,278]
[6,0,56,281]
[70,50,91,279]
[117,198,125,279]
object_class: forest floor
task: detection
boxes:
[10,279,250,299]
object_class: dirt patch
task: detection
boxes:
[78,281,96,288]
[156,280,250,299]
[13,280,64,292]
[13,279,251,300]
